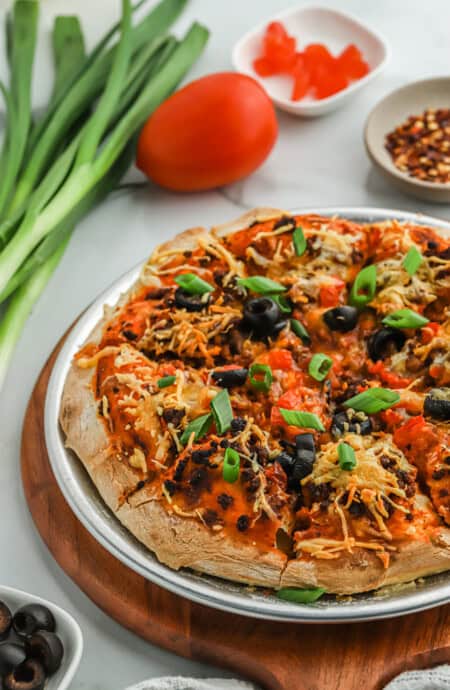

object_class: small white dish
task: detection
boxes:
[232,5,390,117]
[0,585,83,690]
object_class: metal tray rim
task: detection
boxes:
[44,206,450,623]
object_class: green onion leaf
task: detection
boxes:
[343,387,400,414]
[157,375,176,388]
[293,226,306,257]
[249,363,273,392]
[237,276,286,294]
[223,447,240,483]
[337,442,357,471]
[349,265,377,307]
[211,389,233,434]
[308,353,333,382]
[271,294,292,314]
[174,272,213,295]
[290,318,310,344]
[403,246,423,276]
[382,308,429,329]
[279,408,325,431]
[180,413,213,446]
[276,587,326,604]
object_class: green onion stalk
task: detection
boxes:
[0,0,209,390]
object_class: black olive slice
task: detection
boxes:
[0,643,26,677]
[331,410,372,438]
[241,297,282,336]
[368,328,406,361]
[274,452,296,475]
[295,433,315,453]
[3,658,46,690]
[323,306,359,333]
[424,388,450,421]
[26,631,64,675]
[211,368,248,388]
[13,605,55,638]
[0,600,12,640]
[292,449,315,482]
[174,287,210,312]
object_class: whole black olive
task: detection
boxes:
[241,297,282,335]
[211,368,248,388]
[323,306,359,333]
[274,452,296,475]
[174,287,210,312]
[0,642,26,676]
[295,433,315,453]
[331,411,372,438]
[292,449,315,482]
[26,631,64,675]
[368,328,406,361]
[3,658,46,690]
[13,605,55,638]
[0,600,12,640]
[424,388,450,421]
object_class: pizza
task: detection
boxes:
[60,208,450,597]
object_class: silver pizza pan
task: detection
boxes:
[45,207,450,623]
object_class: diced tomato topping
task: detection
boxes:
[336,44,369,80]
[421,321,440,344]
[268,348,294,370]
[159,363,177,376]
[368,361,413,388]
[393,415,438,454]
[319,277,345,307]
[253,56,279,77]
[253,22,370,103]
[291,53,310,101]
[380,408,403,428]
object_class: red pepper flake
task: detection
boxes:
[385,108,450,184]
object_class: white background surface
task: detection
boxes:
[1,1,450,688]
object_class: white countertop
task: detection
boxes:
[1,0,450,688]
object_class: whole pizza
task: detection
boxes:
[60,208,450,597]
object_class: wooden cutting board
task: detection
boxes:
[21,331,450,690]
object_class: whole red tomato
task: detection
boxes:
[136,72,278,192]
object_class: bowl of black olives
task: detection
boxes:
[0,587,83,690]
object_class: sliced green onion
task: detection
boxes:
[293,226,306,257]
[271,294,292,314]
[180,413,212,446]
[290,318,310,344]
[157,375,176,388]
[276,587,326,604]
[337,442,357,471]
[249,363,273,392]
[237,276,286,294]
[403,246,423,276]
[279,408,325,431]
[308,353,332,382]
[343,387,400,414]
[174,272,213,295]
[382,308,429,329]
[211,389,233,434]
[349,264,377,307]
[223,447,240,483]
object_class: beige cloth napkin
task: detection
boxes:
[125,666,450,690]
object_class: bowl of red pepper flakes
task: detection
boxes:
[365,77,450,203]
[232,6,389,117]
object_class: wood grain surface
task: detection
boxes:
[21,332,450,690]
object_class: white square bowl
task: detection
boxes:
[0,586,83,690]
[232,5,390,117]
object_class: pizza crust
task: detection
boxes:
[60,208,450,594]
[281,529,450,594]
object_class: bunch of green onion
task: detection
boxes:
[0,0,209,389]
